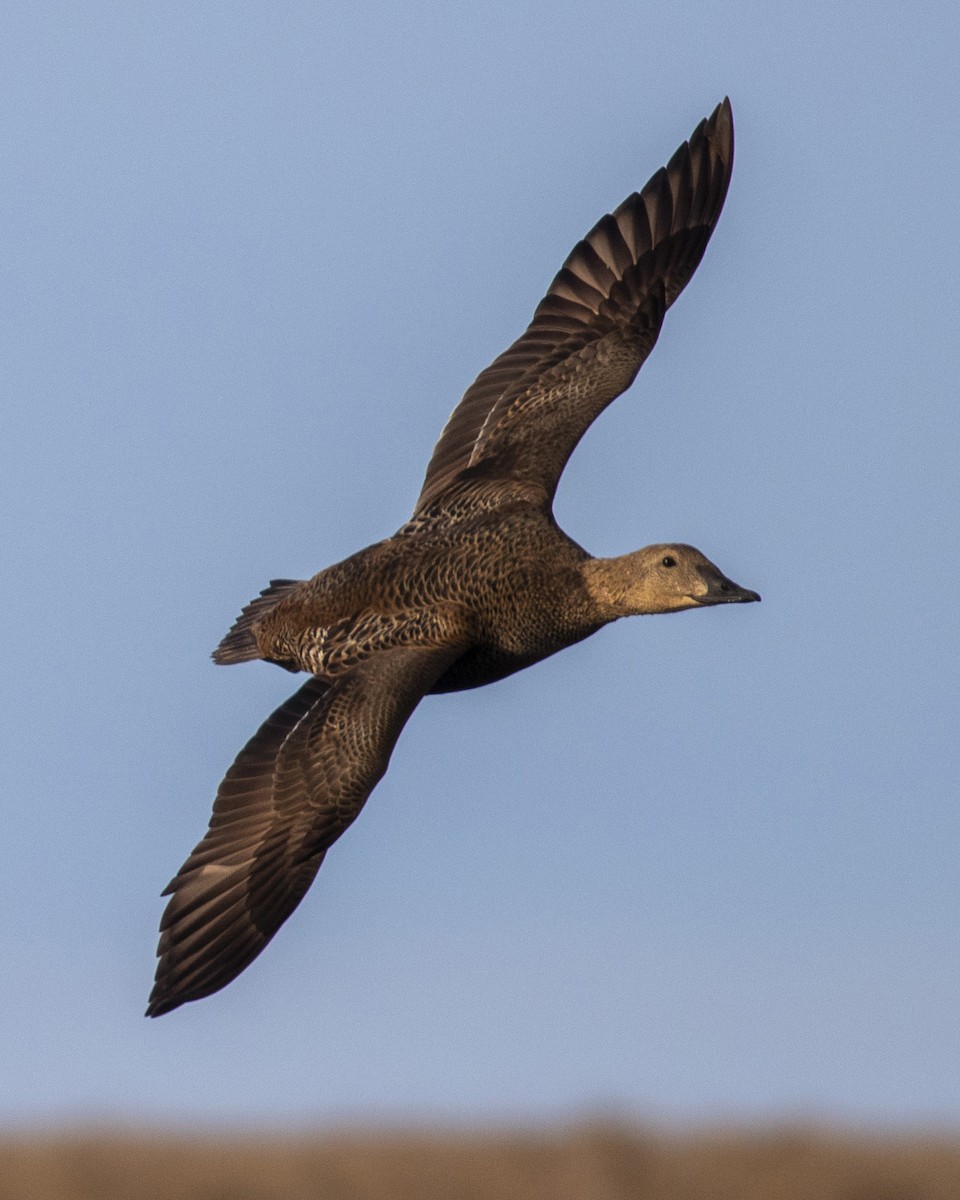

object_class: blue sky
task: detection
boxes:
[2,1,958,1127]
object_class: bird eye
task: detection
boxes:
[661,555,676,568]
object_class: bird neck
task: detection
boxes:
[580,553,667,620]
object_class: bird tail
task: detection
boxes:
[212,578,301,665]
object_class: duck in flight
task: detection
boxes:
[148,98,759,1017]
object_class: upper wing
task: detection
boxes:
[413,99,733,517]
[147,644,460,1017]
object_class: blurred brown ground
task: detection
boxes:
[2,1124,959,1200]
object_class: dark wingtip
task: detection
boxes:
[144,994,175,1019]
[708,97,734,159]
[146,968,185,1017]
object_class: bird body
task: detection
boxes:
[224,501,599,690]
[148,98,759,1018]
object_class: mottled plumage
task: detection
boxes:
[148,98,759,1017]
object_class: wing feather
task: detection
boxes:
[147,646,459,1016]
[414,99,733,516]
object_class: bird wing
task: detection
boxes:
[413,99,734,517]
[147,643,461,1016]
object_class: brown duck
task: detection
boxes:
[148,98,759,1017]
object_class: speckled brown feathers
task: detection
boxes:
[148,100,758,1018]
